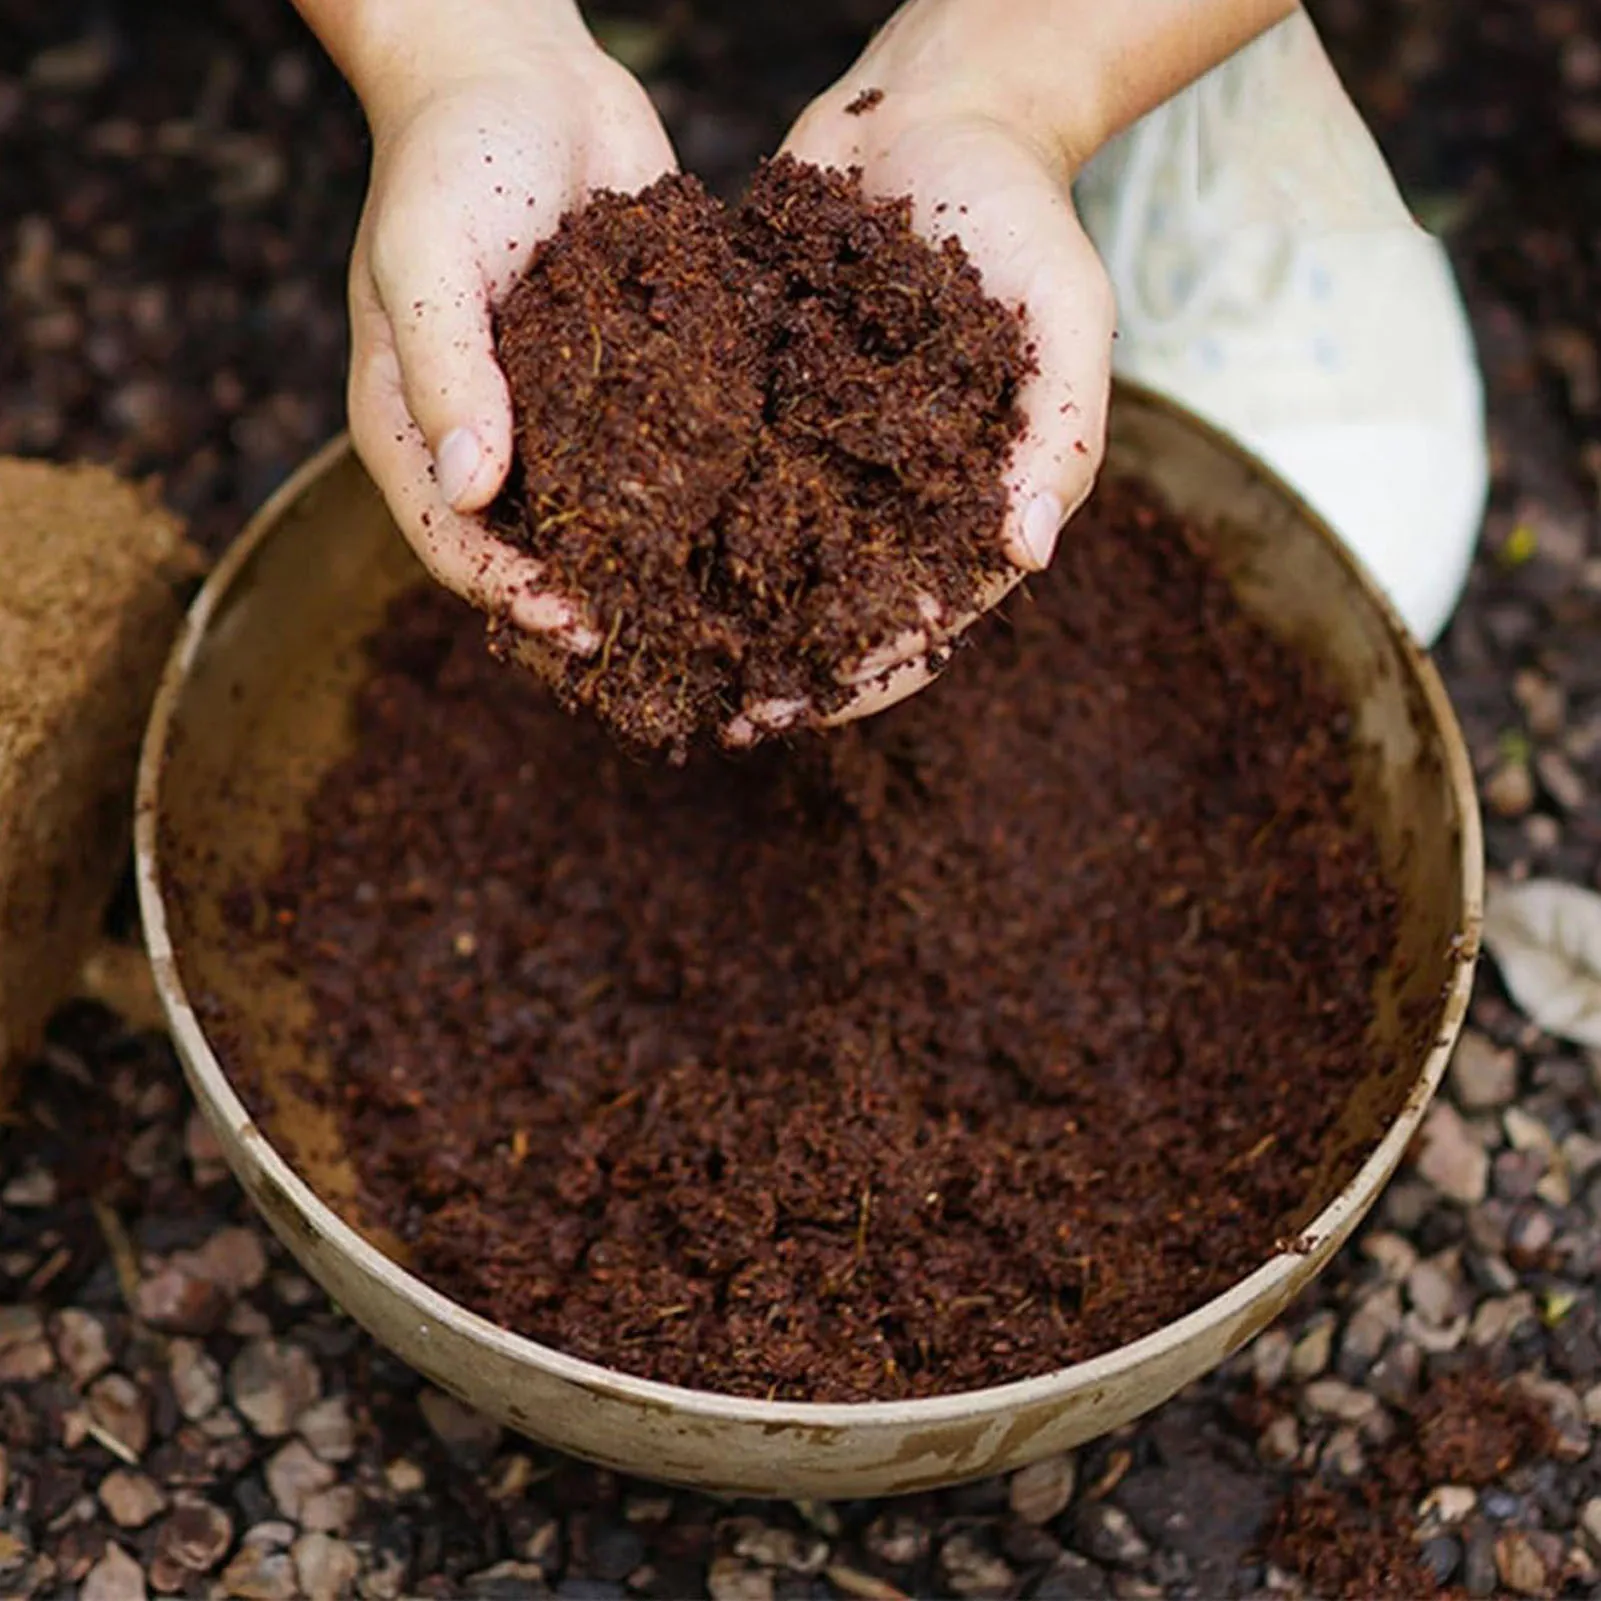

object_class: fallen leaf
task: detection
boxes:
[1483,876,1601,1048]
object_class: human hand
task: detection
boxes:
[342,16,675,647]
[724,3,1116,741]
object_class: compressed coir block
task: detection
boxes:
[0,458,197,1099]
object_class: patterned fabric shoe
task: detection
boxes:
[1073,10,1487,645]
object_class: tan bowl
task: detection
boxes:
[136,384,1482,1499]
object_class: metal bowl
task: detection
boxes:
[136,384,1482,1498]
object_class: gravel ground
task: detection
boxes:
[3,0,1600,1596]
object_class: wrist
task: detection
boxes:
[843,0,1300,176]
[293,0,598,133]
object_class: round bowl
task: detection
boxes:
[137,383,1482,1498]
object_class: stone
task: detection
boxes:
[1536,748,1587,810]
[189,1226,271,1295]
[293,1533,360,1601]
[1505,1105,1557,1156]
[727,1521,828,1574]
[1,1167,56,1207]
[87,1373,150,1459]
[81,1544,147,1601]
[1072,1505,1149,1569]
[185,1108,229,1187]
[705,1555,775,1601]
[266,1438,335,1521]
[1407,1254,1464,1325]
[1470,1291,1538,1347]
[53,1309,112,1386]
[134,1259,229,1334]
[0,459,195,1098]
[1360,1231,1419,1282]
[1302,1379,1379,1427]
[169,1339,223,1421]
[1031,1554,1111,1600]
[937,1532,1015,1599]
[299,1486,357,1535]
[1250,1329,1292,1391]
[99,1468,166,1528]
[863,1513,929,1568]
[1416,1102,1490,1203]
[1580,1496,1601,1555]
[220,1542,299,1601]
[383,1457,425,1496]
[1341,1284,1401,1373]
[1495,1530,1557,1596]
[418,1388,501,1463]
[230,1340,321,1438]
[1418,1535,1462,1588]
[466,1559,557,1597]
[1484,759,1535,818]
[1258,1413,1301,1467]
[153,1501,234,1577]
[1289,1314,1335,1381]
[1450,1031,1518,1110]
[1420,1485,1478,1525]
[1009,1453,1077,1524]
[297,1395,355,1463]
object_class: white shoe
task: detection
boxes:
[1073,11,1488,646]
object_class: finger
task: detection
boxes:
[367,214,515,515]
[349,271,598,649]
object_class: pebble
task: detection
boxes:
[1451,1031,1519,1109]
[863,1512,929,1568]
[1320,1425,1366,1482]
[0,1329,54,1383]
[1470,1291,1538,1347]
[1251,1328,1292,1390]
[1258,1413,1301,1468]
[1407,1254,1464,1325]
[266,1438,335,1521]
[705,1554,774,1601]
[293,1532,360,1601]
[289,1395,353,1465]
[1340,1284,1400,1373]
[1301,1378,1379,1427]
[728,1521,827,1575]
[1072,1504,1149,1569]
[1506,1105,1557,1156]
[98,1468,166,1528]
[1514,667,1567,738]
[1009,1453,1076,1524]
[1417,1102,1490,1204]
[81,1543,146,1601]
[938,1532,1015,1598]
[1288,1315,1335,1381]
[1421,1485,1479,1525]
[1537,748,1587,810]
[152,1501,234,1583]
[168,1338,223,1421]
[1496,1529,1560,1595]
[1581,1496,1601,1554]
[417,1388,501,1463]
[220,1541,299,1601]
[300,1485,357,1535]
[87,1373,150,1459]
[1419,1535,1462,1587]
[1508,1204,1556,1266]
[135,1258,229,1334]
[1361,1230,1419,1282]
[1,1167,57,1207]
[1485,758,1535,817]
[53,1309,111,1386]
[1563,1131,1601,1180]
[1032,1553,1111,1599]
[1463,1524,1499,1598]
[383,1457,425,1496]
[190,1226,270,1294]
[230,1340,321,1438]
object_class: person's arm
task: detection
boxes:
[288,0,673,647]
[733,0,1298,739]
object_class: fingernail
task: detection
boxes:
[435,427,482,509]
[1020,492,1064,570]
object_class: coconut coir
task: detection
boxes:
[245,475,1404,1404]
[490,157,1030,756]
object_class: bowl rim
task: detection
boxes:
[135,383,1485,1429]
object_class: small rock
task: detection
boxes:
[1032,1553,1110,1600]
[728,1521,827,1575]
[53,1310,112,1386]
[863,1513,929,1568]
[1341,1284,1401,1373]
[705,1554,774,1601]
[1251,1328,1292,1390]
[383,1457,425,1496]
[1508,1205,1555,1267]
[1495,1148,1546,1202]
[467,1559,557,1597]
[135,1259,229,1334]
[0,1331,54,1383]
[293,1533,359,1601]
[185,1109,229,1186]
[168,1339,223,1421]
[587,1521,647,1582]
[1451,1031,1518,1110]
[1417,1102,1489,1204]
[1407,1254,1463,1325]
[266,1438,335,1521]
[1,1168,57,1207]
[1505,1106,1556,1156]
[220,1542,299,1601]
[1289,1315,1335,1381]
[1514,669,1566,738]
[87,1373,151,1459]
[153,1500,234,1579]
[1536,749,1587,811]
[297,1396,355,1463]
[1563,1132,1601,1181]
[1463,1524,1499,1598]
[1010,1453,1076,1524]
[230,1340,321,1438]
[81,1544,146,1601]
[1361,1231,1419,1282]
[1484,760,1535,818]
[99,1468,166,1528]
[1495,1530,1559,1596]
[1470,1291,1538,1347]
[417,1388,501,1463]
[1321,1425,1366,1482]
[938,1532,1015,1598]
[1072,1504,1149,1569]
[299,1486,357,1535]
[1258,1413,1301,1467]
[1302,1378,1379,1427]
[189,1227,270,1295]
[1420,1485,1478,1525]
[1580,1496,1601,1555]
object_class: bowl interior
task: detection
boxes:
[143,385,1480,1492]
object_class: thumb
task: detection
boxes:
[369,222,516,515]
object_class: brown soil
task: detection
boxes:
[1268,1366,1557,1598]
[490,156,1032,757]
[232,472,1410,1403]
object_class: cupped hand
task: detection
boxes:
[727,50,1115,743]
[347,41,675,648]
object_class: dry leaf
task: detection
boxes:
[1482,876,1601,1048]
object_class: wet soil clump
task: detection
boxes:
[491,156,1031,756]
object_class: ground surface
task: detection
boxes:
[2,0,1600,1596]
